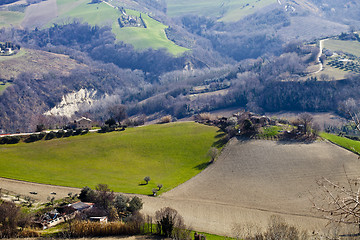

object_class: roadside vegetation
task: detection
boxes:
[320,132,360,155]
[0,122,220,195]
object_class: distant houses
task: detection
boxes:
[0,41,20,55]
[74,117,92,129]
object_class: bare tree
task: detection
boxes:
[207,147,218,163]
[297,113,313,135]
[313,170,360,234]
[342,98,360,132]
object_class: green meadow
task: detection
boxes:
[55,0,188,55]
[320,132,360,155]
[324,39,360,58]
[0,11,24,28]
[165,0,276,22]
[0,122,221,195]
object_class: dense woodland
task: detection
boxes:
[0,0,360,132]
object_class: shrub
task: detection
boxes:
[64,129,73,137]
[128,196,143,213]
[79,186,96,202]
[155,207,187,238]
[56,130,65,138]
[158,115,172,124]
[45,131,56,140]
[1,136,21,144]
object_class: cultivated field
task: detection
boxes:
[145,138,360,235]
[165,0,277,22]
[0,122,220,195]
[2,136,358,236]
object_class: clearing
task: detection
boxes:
[0,122,220,195]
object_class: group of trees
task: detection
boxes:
[78,184,143,220]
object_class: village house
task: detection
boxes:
[74,117,92,129]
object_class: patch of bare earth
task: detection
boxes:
[1,139,360,237]
[21,0,58,28]
[0,48,85,80]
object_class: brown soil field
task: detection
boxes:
[1,139,359,237]
[21,0,58,28]
[0,48,85,80]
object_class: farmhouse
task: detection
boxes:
[74,117,92,129]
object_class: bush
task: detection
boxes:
[128,196,143,213]
[155,207,187,238]
[0,136,21,144]
[45,131,56,140]
[158,115,172,124]
[56,130,65,138]
[64,129,73,137]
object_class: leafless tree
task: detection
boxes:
[297,113,314,135]
[313,170,360,234]
[342,98,360,132]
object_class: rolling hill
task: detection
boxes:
[0,122,221,195]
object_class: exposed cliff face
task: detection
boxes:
[44,89,98,118]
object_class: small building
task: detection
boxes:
[74,117,92,129]
[69,201,94,211]
[89,216,108,223]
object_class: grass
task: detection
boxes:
[0,122,221,195]
[165,0,276,22]
[112,9,188,55]
[257,125,282,138]
[320,132,360,155]
[0,11,24,28]
[55,0,188,55]
[0,82,11,94]
[324,39,360,58]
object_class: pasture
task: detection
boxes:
[0,122,220,195]
[55,0,188,55]
[0,11,24,28]
[324,39,360,58]
[165,0,277,22]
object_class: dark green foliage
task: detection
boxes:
[56,130,65,138]
[79,186,96,202]
[25,134,42,143]
[64,130,73,137]
[114,194,129,215]
[105,118,116,127]
[0,136,20,144]
[95,184,115,211]
[45,131,56,140]
[128,196,143,213]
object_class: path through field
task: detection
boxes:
[1,139,360,236]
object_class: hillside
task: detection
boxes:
[142,138,360,235]
[0,122,220,195]
[0,48,85,81]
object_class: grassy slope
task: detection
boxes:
[166,0,276,22]
[0,122,221,195]
[0,11,24,28]
[112,9,188,55]
[56,0,188,55]
[320,132,360,155]
[324,39,360,58]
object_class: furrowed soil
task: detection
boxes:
[2,138,359,236]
